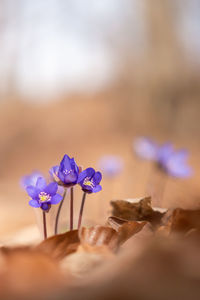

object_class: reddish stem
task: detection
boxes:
[70,187,74,230]
[42,211,47,240]
[78,192,86,230]
[54,189,67,235]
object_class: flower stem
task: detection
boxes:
[42,211,47,240]
[78,192,86,230]
[145,164,168,206]
[54,188,67,235]
[70,187,74,231]
[158,171,168,206]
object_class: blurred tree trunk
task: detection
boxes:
[114,0,200,139]
[143,0,200,139]
[143,0,183,135]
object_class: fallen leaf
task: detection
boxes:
[60,227,117,278]
[110,197,167,227]
[164,208,200,234]
[79,226,119,252]
[36,230,80,260]
[107,216,147,244]
[185,228,200,239]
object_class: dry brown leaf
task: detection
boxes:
[111,197,167,227]
[107,216,147,244]
[163,208,200,235]
[79,226,119,252]
[36,230,80,260]
[156,225,171,236]
[185,228,200,239]
[60,226,118,278]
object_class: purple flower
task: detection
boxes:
[157,143,174,163]
[98,155,123,177]
[78,168,102,193]
[133,137,193,178]
[21,171,43,189]
[26,177,62,211]
[49,154,79,187]
[133,137,159,160]
[159,147,193,178]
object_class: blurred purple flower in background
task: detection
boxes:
[78,168,102,193]
[21,171,44,189]
[133,137,159,161]
[49,154,79,186]
[98,155,123,177]
[157,143,174,164]
[26,177,62,211]
[133,137,193,178]
[159,148,193,178]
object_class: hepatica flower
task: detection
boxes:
[78,168,102,193]
[133,137,159,161]
[157,143,174,163]
[21,171,43,189]
[98,155,123,177]
[159,147,193,178]
[22,155,104,237]
[50,154,80,232]
[77,167,102,229]
[50,154,79,187]
[26,177,62,212]
[133,137,193,178]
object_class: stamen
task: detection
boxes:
[63,169,72,175]
[83,177,94,188]
[39,192,51,203]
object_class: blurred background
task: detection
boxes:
[0,0,200,240]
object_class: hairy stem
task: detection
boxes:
[42,211,47,240]
[70,187,74,230]
[78,192,87,230]
[54,188,67,235]
[145,164,168,206]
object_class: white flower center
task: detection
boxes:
[83,177,94,188]
[39,192,51,203]
[63,169,72,175]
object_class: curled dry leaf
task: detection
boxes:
[110,197,167,227]
[79,226,119,252]
[162,208,200,235]
[185,228,200,240]
[60,226,118,278]
[107,216,146,245]
[36,230,80,260]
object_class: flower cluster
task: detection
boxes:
[133,137,193,178]
[22,154,103,238]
